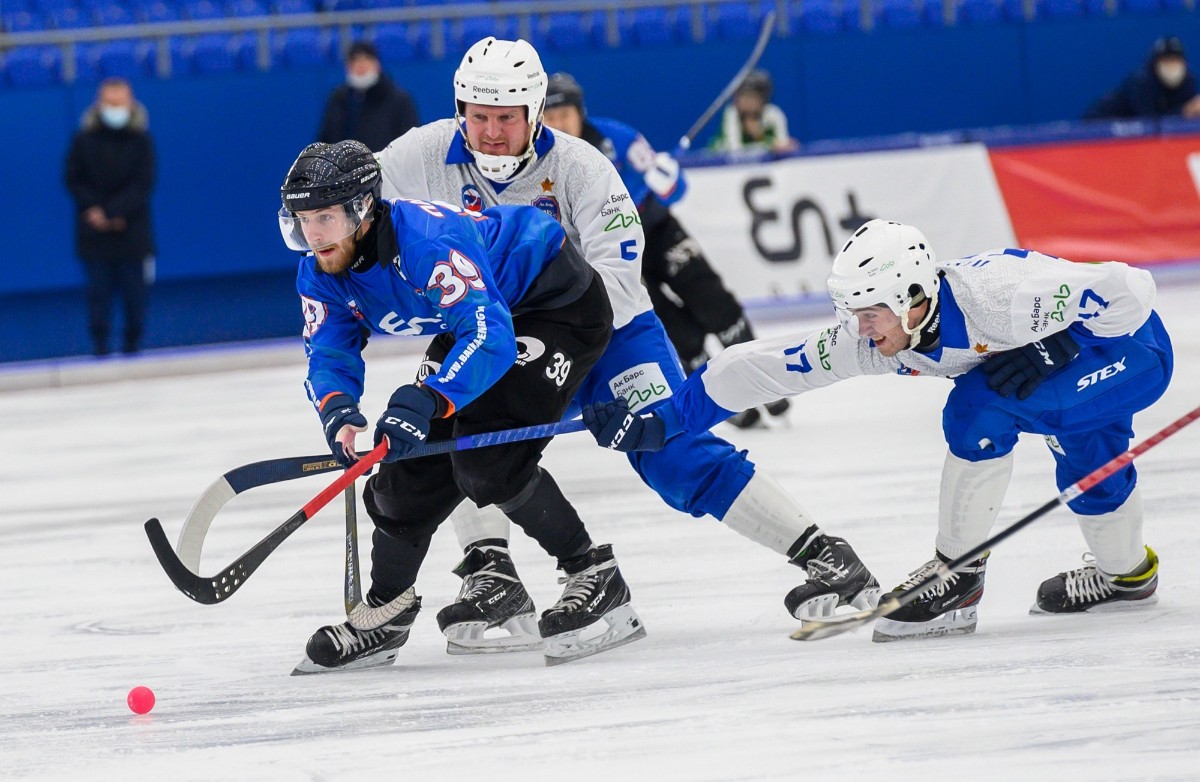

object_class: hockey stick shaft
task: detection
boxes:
[145,418,586,604]
[791,403,1200,641]
[675,9,777,155]
[344,482,362,616]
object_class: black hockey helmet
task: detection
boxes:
[545,72,585,114]
[736,69,773,102]
[280,140,381,213]
[279,140,381,252]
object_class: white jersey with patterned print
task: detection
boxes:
[690,249,1157,424]
[376,119,652,330]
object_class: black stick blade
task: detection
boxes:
[145,517,238,604]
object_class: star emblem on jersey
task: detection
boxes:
[974,343,989,353]
[540,178,554,193]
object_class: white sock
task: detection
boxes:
[1077,487,1147,576]
[722,471,818,557]
[935,451,1013,559]
[451,502,511,551]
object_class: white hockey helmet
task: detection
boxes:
[827,219,939,346]
[453,37,548,183]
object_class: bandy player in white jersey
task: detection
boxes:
[584,219,1173,642]
[376,37,881,653]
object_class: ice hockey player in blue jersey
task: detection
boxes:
[585,219,1173,642]
[280,140,645,671]
[541,71,790,429]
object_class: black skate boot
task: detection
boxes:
[726,407,763,429]
[1031,546,1158,614]
[539,544,646,665]
[764,398,791,418]
[292,588,420,675]
[435,541,540,654]
[872,551,988,642]
[784,530,880,621]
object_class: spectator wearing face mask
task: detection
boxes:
[709,69,798,154]
[317,41,419,152]
[1085,36,1200,121]
[64,77,156,356]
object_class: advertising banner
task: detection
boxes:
[672,143,1017,301]
[989,134,1200,264]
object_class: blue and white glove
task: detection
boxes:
[320,393,368,467]
[982,329,1080,400]
[582,398,667,453]
[374,384,440,463]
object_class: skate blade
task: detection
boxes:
[871,606,978,643]
[792,587,882,621]
[444,613,542,655]
[1028,592,1159,616]
[543,604,646,666]
[290,648,401,676]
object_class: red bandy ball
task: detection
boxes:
[127,685,155,715]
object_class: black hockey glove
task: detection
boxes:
[582,398,667,453]
[982,329,1080,400]
[375,384,440,462]
[320,393,368,467]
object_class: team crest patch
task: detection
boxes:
[608,362,672,413]
[461,184,484,212]
[301,295,327,338]
[531,195,560,221]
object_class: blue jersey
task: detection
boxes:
[587,117,687,209]
[297,198,567,414]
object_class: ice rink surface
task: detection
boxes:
[3,281,1200,781]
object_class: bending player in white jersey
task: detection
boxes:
[585,219,1173,641]
[375,37,880,653]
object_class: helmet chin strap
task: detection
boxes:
[901,292,939,350]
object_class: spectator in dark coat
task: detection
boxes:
[317,41,419,152]
[65,77,156,356]
[1085,36,1200,121]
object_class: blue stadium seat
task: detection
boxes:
[46,5,90,29]
[922,0,950,26]
[31,0,74,13]
[273,0,317,13]
[373,23,419,62]
[182,0,223,20]
[2,9,46,31]
[5,46,62,87]
[133,0,179,22]
[1041,0,1083,16]
[85,39,151,78]
[450,14,516,52]
[190,33,252,74]
[708,2,763,41]
[226,0,268,16]
[1083,0,1111,12]
[1002,0,1035,20]
[92,4,136,26]
[617,7,685,47]
[958,0,1005,22]
[1119,0,1162,11]
[274,27,334,68]
[877,0,926,28]
[792,0,845,34]
[539,12,603,51]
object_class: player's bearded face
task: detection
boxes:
[463,103,531,158]
[298,206,360,274]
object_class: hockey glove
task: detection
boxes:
[982,329,1080,400]
[582,398,667,453]
[320,393,368,467]
[644,152,681,200]
[374,384,440,462]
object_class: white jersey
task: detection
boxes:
[376,119,652,329]
[698,249,1157,415]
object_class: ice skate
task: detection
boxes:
[539,544,646,665]
[292,589,420,675]
[435,541,541,654]
[785,532,880,621]
[872,551,987,642]
[1031,546,1159,614]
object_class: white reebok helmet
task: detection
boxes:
[453,37,548,183]
[827,219,940,347]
